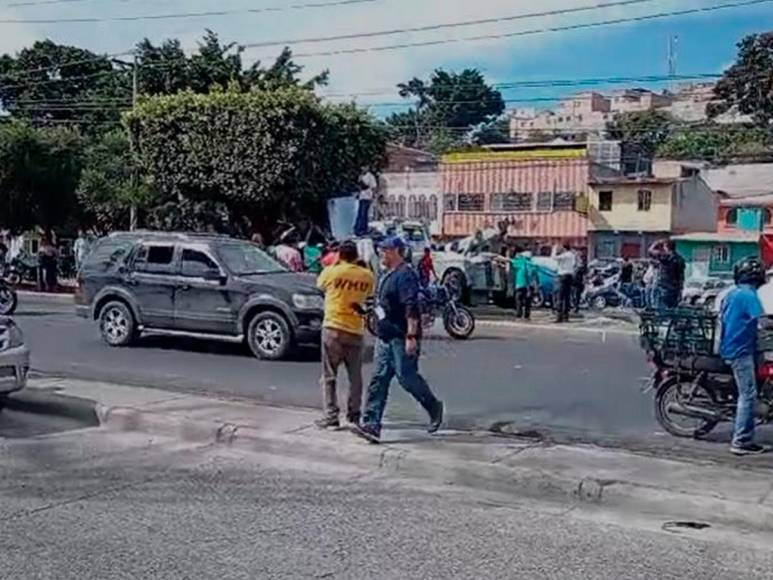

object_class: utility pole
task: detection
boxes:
[667,35,679,91]
[129,52,138,231]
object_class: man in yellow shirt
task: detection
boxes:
[316,240,375,428]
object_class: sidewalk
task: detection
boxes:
[12,376,773,535]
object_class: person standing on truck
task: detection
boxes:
[720,256,769,456]
[315,240,375,429]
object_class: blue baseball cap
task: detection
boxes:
[378,235,406,251]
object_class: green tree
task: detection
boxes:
[0,40,128,131]
[606,109,679,157]
[125,88,386,232]
[0,121,83,233]
[710,32,773,127]
[657,123,771,160]
[77,130,159,233]
[388,68,505,153]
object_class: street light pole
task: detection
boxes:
[129,52,138,231]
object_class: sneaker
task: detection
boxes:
[314,417,340,430]
[346,413,361,426]
[428,401,444,434]
[353,423,381,444]
[730,443,770,456]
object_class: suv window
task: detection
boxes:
[83,238,135,273]
[181,249,220,277]
[133,244,175,274]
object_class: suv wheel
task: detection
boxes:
[99,301,136,347]
[247,312,292,360]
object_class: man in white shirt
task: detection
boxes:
[354,169,377,236]
[552,242,577,323]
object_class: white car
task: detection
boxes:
[0,317,30,410]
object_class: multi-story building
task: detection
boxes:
[586,175,718,259]
[440,141,626,252]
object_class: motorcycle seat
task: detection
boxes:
[673,355,730,374]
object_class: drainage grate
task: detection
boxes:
[662,521,711,533]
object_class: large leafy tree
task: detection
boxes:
[657,123,771,160]
[77,130,159,233]
[606,109,680,157]
[0,121,83,234]
[710,32,773,127]
[126,87,386,232]
[387,68,505,153]
[0,40,129,131]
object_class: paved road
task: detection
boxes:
[2,427,772,580]
[13,295,661,439]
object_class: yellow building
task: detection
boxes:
[587,175,718,259]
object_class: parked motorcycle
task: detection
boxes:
[0,280,18,315]
[640,308,773,438]
[365,282,476,340]
[5,252,39,286]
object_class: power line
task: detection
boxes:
[282,0,773,58]
[0,0,376,24]
[240,0,662,50]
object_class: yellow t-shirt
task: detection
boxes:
[317,261,375,335]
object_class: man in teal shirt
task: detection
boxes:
[511,251,536,320]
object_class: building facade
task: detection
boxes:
[440,142,611,251]
[587,175,718,259]
[673,232,759,279]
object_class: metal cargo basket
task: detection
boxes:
[639,307,717,357]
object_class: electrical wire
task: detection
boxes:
[281,0,773,58]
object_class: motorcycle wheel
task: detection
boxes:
[6,272,21,286]
[592,295,608,310]
[0,285,17,315]
[443,305,475,340]
[654,377,719,438]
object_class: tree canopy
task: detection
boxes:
[710,32,773,127]
[387,68,505,154]
[606,109,679,157]
[126,87,386,232]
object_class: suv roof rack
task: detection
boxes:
[107,230,233,241]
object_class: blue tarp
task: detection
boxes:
[327,196,357,241]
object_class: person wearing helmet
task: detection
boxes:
[720,256,769,456]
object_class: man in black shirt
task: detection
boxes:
[355,236,444,443]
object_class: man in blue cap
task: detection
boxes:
[355,236,444,443]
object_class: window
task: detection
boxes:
[598,191,613,212]
[712,244,730,264]
[408,195,418,219]
[218,242,286,275]
[490,192,533,212]
[83,238,134,273]
[637,189,652,212]
[536,192,553,212]
[181,249,219,277]
[133,244,175,274]
[457,193,484,212]
[764,209,772,226]
[397,196,406,218]
[444,193,457,212]
[553,192,576,211]
[726,208,738,225]
[428,194,438,220]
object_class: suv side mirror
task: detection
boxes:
[203,269,226,284]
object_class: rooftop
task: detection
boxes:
[672,232,760,243]
[720,193,773,207]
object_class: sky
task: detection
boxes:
[0,0,772,116]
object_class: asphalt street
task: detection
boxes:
[13,295,664,438]
[2,428,773,580]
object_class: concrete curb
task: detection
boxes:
[5,389,99,425]
[477,318,638,337]
[95,402,773,534]
[17,290,74,303]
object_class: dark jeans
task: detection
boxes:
[572,284,583,313]
[354,199,371,237]
[362,337,440,428]
[655,287,679,309]
[728,355,757,447]
[557,274,573,321]
[515,287,531,319]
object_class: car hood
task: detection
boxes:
[235,272,321,295]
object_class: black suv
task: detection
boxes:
[75,232,324,360]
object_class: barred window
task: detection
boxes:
[491,192,533,212]
[458,193,484,212]
[553,192,576,211]
[397,196,406,218]
[444,194,457,212]
[429,194,438,220]
[408,194,418,218]
[536,192,553,212]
